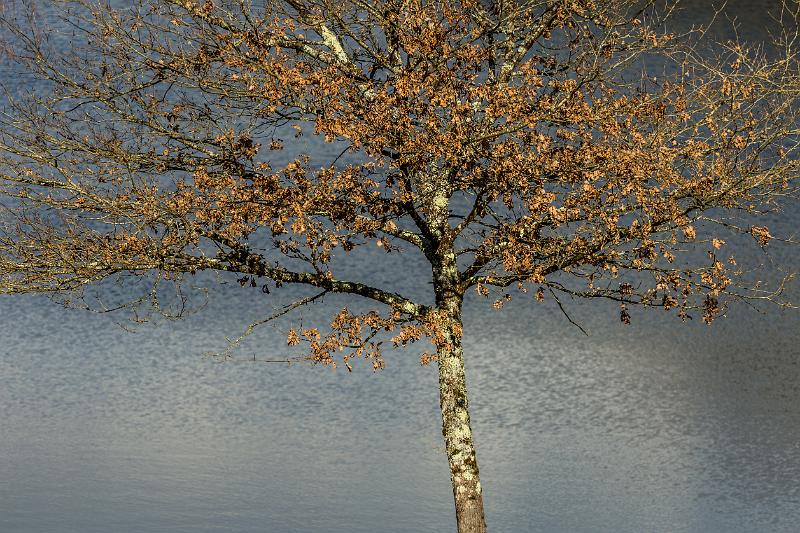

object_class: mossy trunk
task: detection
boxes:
[429,189,486,532]
[436,300,487,533]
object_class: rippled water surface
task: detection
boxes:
[2,2,800,532]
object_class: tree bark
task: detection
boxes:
[428,183,486,531]
[436,303,487,533]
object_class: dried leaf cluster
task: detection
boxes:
[0,0,798,364]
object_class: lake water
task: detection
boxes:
[2,2,800,532]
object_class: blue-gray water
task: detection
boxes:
[2,2,800,532]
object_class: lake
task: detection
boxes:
[1,1,799,532]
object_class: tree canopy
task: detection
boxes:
[1,1,799,531]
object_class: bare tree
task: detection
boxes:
[1,1,799,531]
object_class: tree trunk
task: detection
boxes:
[436,305,487,533]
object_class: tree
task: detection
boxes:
[1,1,798,531]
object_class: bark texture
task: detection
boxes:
[436,298,487,533]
